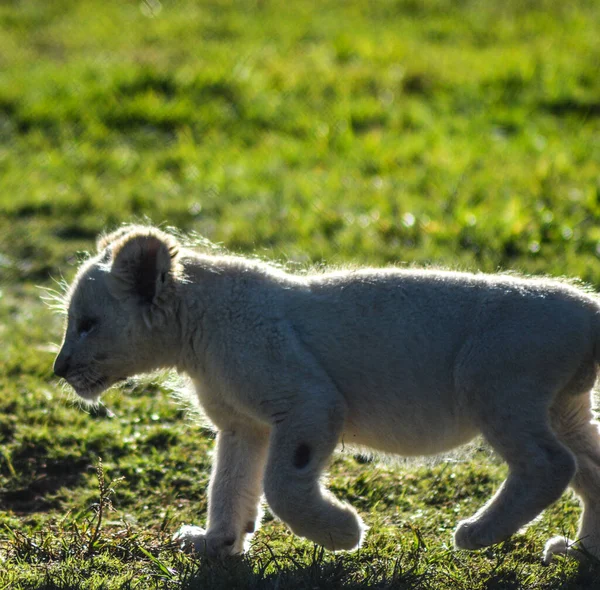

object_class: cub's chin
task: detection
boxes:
[72,381,108,403]
[71,376,126,403]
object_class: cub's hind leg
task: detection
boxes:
[545,393,600,563]
[262,389,364,551]
[454,391,576,551]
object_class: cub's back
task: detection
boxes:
[284,268,597,409]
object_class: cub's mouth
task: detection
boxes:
[68,375,127,402]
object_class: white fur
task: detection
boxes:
[55,226,600,562]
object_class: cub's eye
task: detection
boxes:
[77,318,98,336]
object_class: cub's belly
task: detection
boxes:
[342,401,478,457]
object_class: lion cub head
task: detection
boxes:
[54,226,181,401]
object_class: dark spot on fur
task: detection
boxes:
[223,537,235,547]
[293,443,311,469]
[245,521,255,534]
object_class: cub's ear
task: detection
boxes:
[107,229,179,307]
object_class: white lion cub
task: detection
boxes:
[54,225,600,563]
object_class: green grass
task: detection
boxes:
[1,0,600,587]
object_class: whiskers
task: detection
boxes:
[38,277,70,317]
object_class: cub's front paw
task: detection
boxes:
[173,525,241,558]
[454,519,494,550]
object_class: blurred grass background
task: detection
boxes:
[0,0,599,588]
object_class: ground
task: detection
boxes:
[0,0,600,588]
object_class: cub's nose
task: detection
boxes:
[53,353,71,379]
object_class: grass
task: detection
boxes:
[0,0,600,587]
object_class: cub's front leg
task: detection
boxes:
[175,424,269,557]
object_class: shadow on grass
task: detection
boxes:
[1,453,89,513]
[177,540,600,590]
[180,559,600,590]
[5,529,600,589]
[180,550,429,590]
